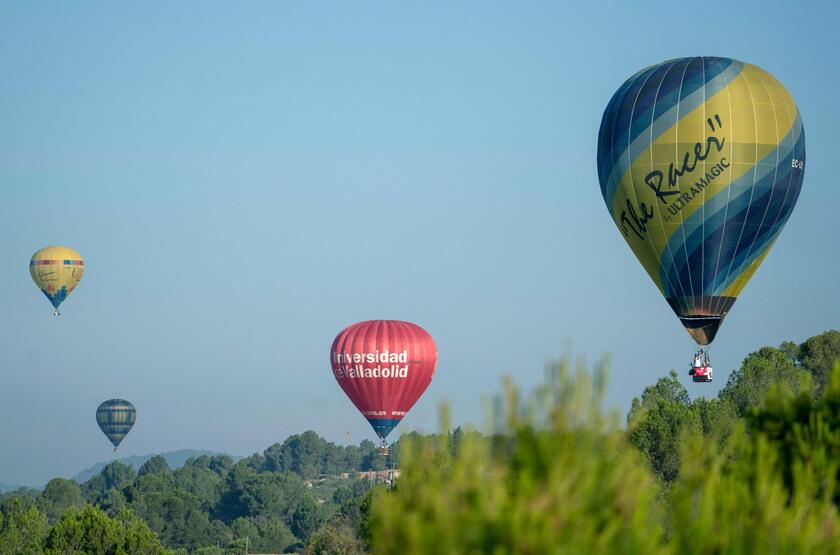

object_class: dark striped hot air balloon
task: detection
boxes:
[330,320,438,447]
[96,399,136,451]
[597,57,805,348]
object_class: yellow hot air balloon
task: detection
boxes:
[597,57,805,347]
[596,57,805,381]
[30,246,85,316]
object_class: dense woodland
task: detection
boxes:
[0,436,391,553]
[1,330,839,554]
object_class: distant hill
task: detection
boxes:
[71,449,233,483]
[0,481,25,493]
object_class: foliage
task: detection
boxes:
[798,330,840,392]
[746,362,840,495]
[46,506,163,554]
[2,438,373,552]
[666,365,840,553]
[369,354,840,554]
[627,333,839,484]
[138,455,172,478]
[303,518,368,555]
[2,330,839,553]
[372,360,667,554]
[124,474,216,550]
[628,371,700,482]
[39,478,84,523]
[290,496,326,542]
[231,516,299,554]
[719,346,809,415]
[0,498,48,554]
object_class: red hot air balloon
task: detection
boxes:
[330,320,438,447]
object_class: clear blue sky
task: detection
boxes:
[1,1,838,485]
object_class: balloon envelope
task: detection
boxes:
[96,399,136,449]
[30,246,85,311]
[597,57,805,344]
[330,320,438,440]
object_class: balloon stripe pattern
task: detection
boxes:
[597,57,805,344]
[96,399,136,449]
[29,246,85,310]
[330,320,437,440]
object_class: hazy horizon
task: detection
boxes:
[2,1,838,485]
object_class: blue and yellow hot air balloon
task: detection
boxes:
[96,399,136,452]
[597,57,805,346]
[29,246,85,316]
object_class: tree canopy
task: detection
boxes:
[1,330,839,553]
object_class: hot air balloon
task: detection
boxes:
[30,246,85,316]
[597,57,805,372]
[330,320,438,451]
[96,399,136,452]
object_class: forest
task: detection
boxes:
[1,330,839,554]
